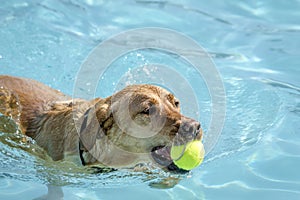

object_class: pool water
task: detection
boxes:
[1,0,300,199]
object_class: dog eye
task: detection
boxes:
[174,101,180,108]
[141,107,150,115]
[140,105,157,115]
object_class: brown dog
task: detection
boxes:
[0,75,202,172]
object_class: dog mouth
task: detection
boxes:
[150,128,203,173]
[151,146,172,166]
[151,145,189,173]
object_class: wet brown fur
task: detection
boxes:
[0,75,198,168]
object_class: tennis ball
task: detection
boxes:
[170,140,205,170]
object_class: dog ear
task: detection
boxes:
[79,98,112,151]
[94,97,112,125]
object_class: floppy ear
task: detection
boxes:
[79,98,112,151]
[94,97,112,125]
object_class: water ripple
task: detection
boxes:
[136,0,232,25]
[254,78,300,93]
[205,77,282,163]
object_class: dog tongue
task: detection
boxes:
[151,146,173,167]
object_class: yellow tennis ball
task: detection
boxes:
[170,140,205,170]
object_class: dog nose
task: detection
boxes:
[194,121,201,132]
[174,118,202,145]
[181,119,201,134]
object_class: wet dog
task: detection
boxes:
[0,75,202,172]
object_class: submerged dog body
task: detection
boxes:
[0,75,202,171]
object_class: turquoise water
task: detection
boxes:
[1,0,300,199]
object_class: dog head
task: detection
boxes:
[80,85,202,172]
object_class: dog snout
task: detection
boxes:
[181,119,200,134]
[172,117,201,142]
[171,118,201,145]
